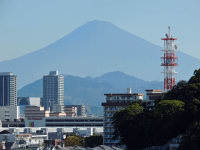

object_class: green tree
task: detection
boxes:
[152,100,186,145]
[155,100,185,115]
[112,103,144,149]
[178,121,200,150]
[84,135,103,147]
[112,69,200,149]
[112,100,186,150]
[188,69,200,84]
[161,69,200,149]
[65,135,83,146]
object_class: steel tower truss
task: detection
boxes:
[161,27,178,92]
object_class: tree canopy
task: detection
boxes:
[113,100,186,150]
[84,135,103,147]
[112,68,200,150]
[65,135,83,146]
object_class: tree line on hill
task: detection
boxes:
[112,69,200,150]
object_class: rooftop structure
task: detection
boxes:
[146,89,163,101]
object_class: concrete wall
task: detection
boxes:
[25,118,46,127]
[0,106,20,121]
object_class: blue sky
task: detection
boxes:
[0,0,200,61]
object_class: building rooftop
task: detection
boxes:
[145,89,163,92]
[49,70,58,75]
[0,72,14,76]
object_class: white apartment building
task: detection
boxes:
[102,88,144,147]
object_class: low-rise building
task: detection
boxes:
[18,97,41,118]
[24,106,50,127]
[1,119,25,127]
[45,116,103,127]
[25,116,103,128]
[50,112,66,117]
[0,106,20,121]
[65,105,86,116]
[24,105,103,128]
[64,106,77,117]
[0,127,103,140]
[25,106,50,119]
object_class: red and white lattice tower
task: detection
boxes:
[161,26,178,92]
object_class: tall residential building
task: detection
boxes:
[43,71,64,112]
[0,72,17,106]
[102,88,144,147]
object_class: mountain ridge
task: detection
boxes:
[0,20,199,88]
[18,71,163,115]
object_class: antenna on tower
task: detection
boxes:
[161,27,178,92]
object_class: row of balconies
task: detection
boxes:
[106,96,138,101]
[104,107,119,111]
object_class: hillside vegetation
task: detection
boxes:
[113,69,200,150]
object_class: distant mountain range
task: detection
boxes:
[18,71,163,115]
[0,20,199,88]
